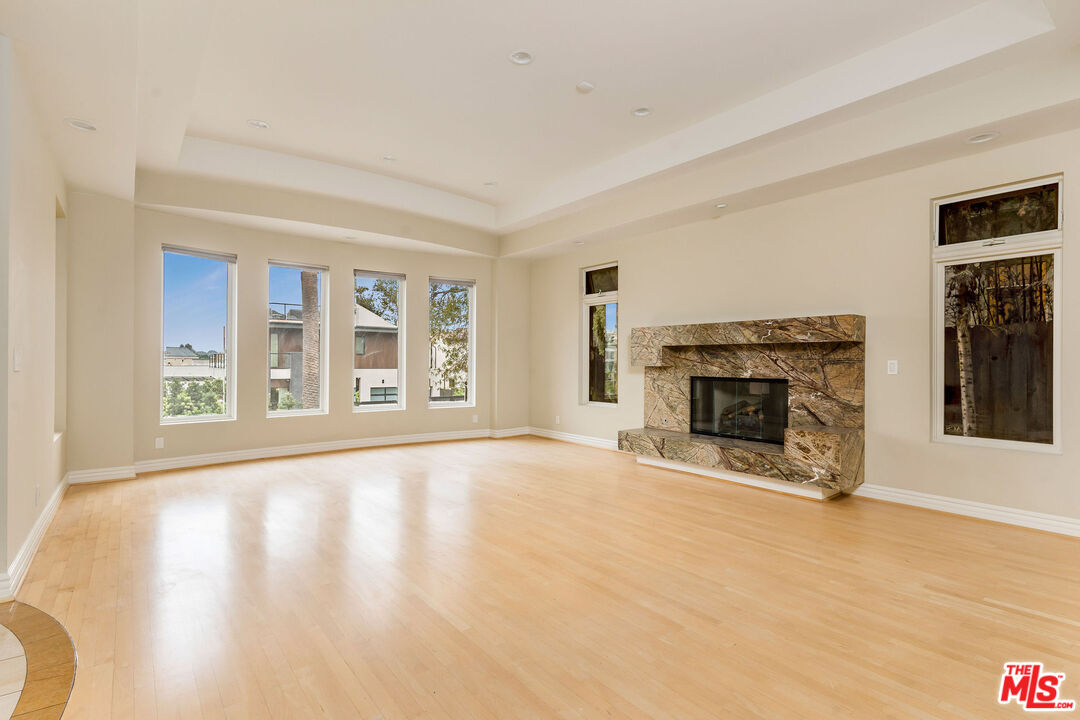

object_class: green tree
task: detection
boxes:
[355,278,399,324]
[429,283,469,397]
[277,389,298,410]
[162,377,224,416]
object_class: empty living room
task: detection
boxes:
[1,1,1080,717]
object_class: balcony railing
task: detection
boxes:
[269,302,304,321]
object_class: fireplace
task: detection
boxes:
[690,376,789,446]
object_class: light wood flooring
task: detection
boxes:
[17,437,1080,719]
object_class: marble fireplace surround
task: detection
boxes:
[619,315,865,499]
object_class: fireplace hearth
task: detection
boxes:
[690,377,788,446]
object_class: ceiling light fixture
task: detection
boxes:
[246,119,271,129]
[65,117,97,132]
[509,50,533,65]
[714,202,728,209]
[576,81,596,94]
[573,239,585,246]
[483,181,498,188]
[632,107,651,117]
[966,131,999,144]
[382,154,397,161]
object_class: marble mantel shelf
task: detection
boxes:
[630,314,866,367]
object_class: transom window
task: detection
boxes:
[932,175,1062,452]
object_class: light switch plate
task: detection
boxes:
[887,360,899,375]
[555,415,561,425]
[11,347,21,373]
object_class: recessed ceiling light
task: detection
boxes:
[966,131,999,144]
[382,154,397,161]
[483,181,498,188]
[344,235,357,241]
[573,239,585,246]
[714,202,728,209]
[246,119,271,129]
[509,50,533,65]
[576,81,596,94]
[632,107,651,117]
[65,118,96,132]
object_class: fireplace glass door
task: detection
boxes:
[690,377,788,445]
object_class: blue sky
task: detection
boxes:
[163,252,227,352]
[269,266,321,309]
[163,260,325,352]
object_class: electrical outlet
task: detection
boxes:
[555,415,561,425]
[471,414,478,424]
[155,436,165,449]
[887,360,899,375]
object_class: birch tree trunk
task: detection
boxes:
[301,270,320,409]
[956,305,977,436]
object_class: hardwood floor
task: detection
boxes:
[18,437,1080,719]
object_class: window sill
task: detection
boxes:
[585,401,619,408]
[428,401,475,409]
[932,434,1061,455]
[267,408,328,419]
[353,404,404,414]
[161,415,236,426]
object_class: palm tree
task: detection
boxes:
[300,270,320,409]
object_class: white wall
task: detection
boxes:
[66,192,135,472]
[1,38,67,568]
[529,128,1080,520]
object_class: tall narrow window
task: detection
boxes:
[933,176,1061,451]
[428,278,474,406]
[268,262,328,414]
[161,246,236,421]
[582,263,618,404]
[354,271,405,410]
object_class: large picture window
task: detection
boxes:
[268,262,328,414]
[428,278,474,406]
[582,263,618,404]
[161,247,236,422]
[932,176,1061,451]
[354,271,404,410]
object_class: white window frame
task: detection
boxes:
[353,269,406,413]
[930,175,1062,453]
[581,262,619,407]
[427,277,476,409]
[159,245,238,425]
[266,260,330,418]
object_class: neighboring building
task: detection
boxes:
[267,302,399,407]
[353,305,399,405]
[163,345,199,366]
[163,346,226,379]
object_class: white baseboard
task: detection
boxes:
[67,465,136,484]
[0,475,69,601]
[527,426,619,450]
[68,427,611,481]
[636,456,838,500]
[131,428,496,474]
[853,483,1080,537]
[490,426,531,439]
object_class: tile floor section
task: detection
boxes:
[0,602,75,720]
